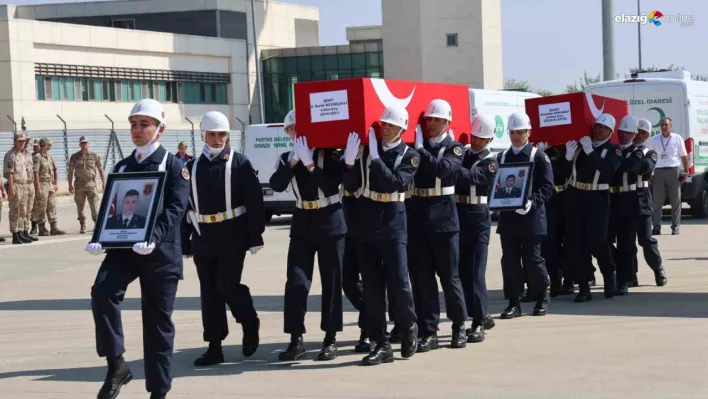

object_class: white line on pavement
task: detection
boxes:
[0,235,88,250]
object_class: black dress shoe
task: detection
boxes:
[18,232,32,243]
[354,332,371,353]
[278,336,305,361]
[654,267,668,286]
[615,283,629,296]
[0,236,5,242]
[671,227,679,235]
[652,228,661,235]
[450,324,467,349]
[97,355,133,399]
[316,340,338,361]
[417,333,439,353]
[11,233,22,244]
[561,279,575,295]
[242,318,260,357]
[574,284,593,303]
[604,273,617,299]
[400,324,418,358]
[467,324,485,343]
[388,325,402,343]
[22,231,38,242]
[194,342,224,367]
[550,285,563,298]
[520,289,536,303]
[500,300,521,319]
[629,278,639,288]
[149,394,166,399]
[362,342,394,366]
[532,288,550,316]
[483,315,495,330]
[590,276,597,287]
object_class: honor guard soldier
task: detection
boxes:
[607,116,645,295]
[269,109,346,362]
[563,113,622,302]
[454,115,498,342]
[632,119,668,286]
[408,99,468,351]
[4,132,30,244]
[342,106,420,365]
[182,111,265,366]
[22,136,37,241]
[496,112,553,319]
[68,136,106,234]
[85,99,190,399]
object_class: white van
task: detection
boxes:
[243,123,296,222]
[468,89,542,154]
[585,70,708,217]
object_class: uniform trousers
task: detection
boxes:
[608,198,639,286]
[193,239,258,342]
[91,258,179,395]
[542,194,566,288]
[283,234,344,335]
[458,210,491,322]
[408,231,467,333]
[32,182,57,223]
[8,182,26,232]
[500,234,549,299]
[633,213,663,276]
[75,182,99,223]
[359,239,416,342]
[342,235,366,330]
[23,183,34,229]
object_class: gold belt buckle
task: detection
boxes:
[554,185,565,193]
[303,200,319,210]
[207,213,222,223]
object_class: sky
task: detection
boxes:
[6,0,707,93]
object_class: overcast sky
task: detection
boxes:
[6,0,706,93]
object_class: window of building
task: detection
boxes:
[112,19,135,29]
[446,33,459,47]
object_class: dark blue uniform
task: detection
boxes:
[454,148,496,324]
[562,140,622,297]
[407,134,468,335]
[91,145,189,396]
[633,145,664,282]
[269,148,346,336]
[341,190,367,334]
[343,141,419,342]
[182,146,264,344]
[542,146,571,294]
[607,145,644,289]
[496,144,553,300]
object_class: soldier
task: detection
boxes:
[32,138,65,236]
[632,119,668,286]
[454,115,498,342]
[269,110,346,361]
[0,174,5,242]
[563,114,622,302]
[21,136,37,242]
[342,106,420,365]
[85,99,190,399]
[68,136,106,234]
[407,99,468,351]
[182,111,264,366]
[4,133,31,244]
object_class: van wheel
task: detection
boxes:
[689,182,708,219]
[265,211,273,224]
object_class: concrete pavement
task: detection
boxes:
[0,205,707,398]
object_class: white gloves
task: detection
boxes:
[565,141,578,161]
[415,124,424,150]
[132,242,156,255]
[344,132,360,166]
[536,142,549,152]
[515,200,533,215]
[290,147,300,163]
[294,136,314,167]
[249,245,263,255]
[85,242,104,256]
[579,136,593,154]
[448,128,455,141]
[368,128,380,160]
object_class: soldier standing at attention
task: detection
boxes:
[32,138,65,236]
[4,133,31,244]
[21,136,37,242]
[68,136,106,234]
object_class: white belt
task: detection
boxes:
[638,181,649,188]
[568,181,610,191]
[610,184,637,193]
[197,206,247,223]
[296,195,341,210]
[455,195,488,204]
[363,190,407,203]
[411,186,455,197]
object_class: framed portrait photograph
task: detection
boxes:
[488,162,535,212]
[91,171,167,249]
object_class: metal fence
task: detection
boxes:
[0,128,244,180]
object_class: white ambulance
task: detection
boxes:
[243,123,296,223]
[585,70,708,217]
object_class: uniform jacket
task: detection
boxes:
[636,144,658,216]
[561,140,622,190]
[455,148,497,242]
[269,148,347,238]
[496,143,554,236]
[105,213,147,229]
[609,144,644,214]
[3,149,29,183]
[69,151,101,184]
[103,145,190,278]
[181,146,266,253]
[342,141,419,242]
[407,134,464,233]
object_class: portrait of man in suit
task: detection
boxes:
[495,174,522,199]
[105,189,147,230]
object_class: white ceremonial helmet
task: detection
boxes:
[507,112,531,131]
[200,111,230,140]
[618,115,638,134]
[594,113,616,131]
[129,98,166,126]
[284,110,296,129]
[424,99,452,122]
[637,118,652,134]
[470,114,496,139]
[380,106,409,130]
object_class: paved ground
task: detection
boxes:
[0,204,707,398]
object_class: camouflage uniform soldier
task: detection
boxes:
[68,136,105,234]
[32,137,65,236]
[0,174,6,242]
[3,132,31,244]
[22,138,37,241]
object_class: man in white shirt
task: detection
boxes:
[647,117,689,235]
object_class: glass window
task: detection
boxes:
[311,55,324,71]
[44,77,52,99]
[205,83,214,103]
[368,70,382,78]
[271,58,282,74]
[51,77,60,100]
[216,83,228,104]
[36,75,45,100]
[337,54,352,70]
[297,56,311,72]
[283,57,297,74]
[366,52,380,67]
[132,80,141,100]
[80,78,88,101]
[446,33,458,47]
[183,82,195,104]
[157,82,166,102]
[65,77,75,100]
[353,69,367,78]
[312,71,326,81]
[74,79,81,100]
[324,55,337,71]
[352,53,366,69]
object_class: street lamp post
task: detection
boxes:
[602,0,615,81]
[251,0,265,123]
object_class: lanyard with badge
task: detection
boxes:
[660,135,671,160]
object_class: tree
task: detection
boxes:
[534,89,555,97]
[627,65,708,81]
[504,78,554,96]
[565,71,602,93]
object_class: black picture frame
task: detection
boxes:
[91,171,167,249]
[488,162,535,212]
